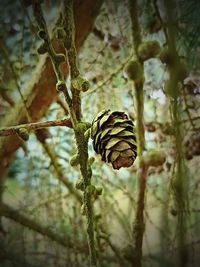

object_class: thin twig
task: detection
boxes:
[164,1,189,266]
[0,202,88,252]
[33,1,98,265]
[84,53,133,96]
[63,0,82,120]
[56,95,69,115]
[99,234,124,266]
[131,164,148,266]
[36,135,82,203]
[153,0,168,42]
[0,39,31,122]
[62,1,97,265]
[0,119,72,137]
[128,1,146,266]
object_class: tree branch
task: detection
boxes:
[0,202,88,252]
[36,129,82,203]
[62,1,97,265]
[0,119,72,137]
[33,1,100,266]
[0,0,103,182]
[128,1,146,266]
[163,1,189,266]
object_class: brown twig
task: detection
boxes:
[0,119,72,137]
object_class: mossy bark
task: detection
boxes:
[129,1,146,266]
[32,1,99,265]
[164,1,189,266]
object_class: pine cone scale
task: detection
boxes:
[120,149,135,157]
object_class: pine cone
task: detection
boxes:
[91,110,137,170]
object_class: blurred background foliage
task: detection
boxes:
[0,0,200,266]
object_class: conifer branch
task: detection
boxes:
[36,130,82,203]
[62,1,97,265]
[0,119,72,137]
[63,0,89,120]
[0,39,32,122]
[128,1,146,266]
[33,1,97,266]
[163,1,189,266]
[32,0,76,124]
[0,203,88,252]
